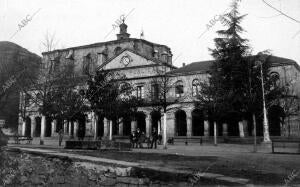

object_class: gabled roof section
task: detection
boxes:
[97,48,177,70]
[170,55,299,75]
[261,55,300,71]
[169,60,213,75]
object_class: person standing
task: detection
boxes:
[130,131,137,148]
[58,128,64,146]
[136,128,141,148]
[151,127,158,149]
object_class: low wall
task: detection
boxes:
[65,140,131,151]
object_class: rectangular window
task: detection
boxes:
[136,86,144,99]
[151,84,159,100]
[83,55,91,75]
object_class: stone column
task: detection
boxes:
[166,112,175,137]
[118,118,123,136]
[109,120,113,140]
[103,118,108,136]
[243,120,248,137]
[157,120,162,135]
[93,113,98,140]
[22,119,26,136]
[213,121,217,145]
[40,115,46,145]
[131,120,137,132]
[145,114,151,137]
[204,120,210,137]
[30,116,36,137]
[51,119,57,137]
[64,120,68,134]
[186,111,192,137]
[74,121,79,138]
[238,121,245,138]
[222,123,228,137]
[68,121,72,137]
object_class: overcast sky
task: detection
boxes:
[1,0,299,67]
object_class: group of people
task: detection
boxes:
[130,127,161,149]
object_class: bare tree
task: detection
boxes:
[145,65,185,148]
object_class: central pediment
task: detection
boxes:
[101,49,158,70]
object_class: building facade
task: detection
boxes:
[18,22,300,142]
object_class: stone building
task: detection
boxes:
[18,22,300,142]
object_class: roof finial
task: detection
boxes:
[120,14,126,24]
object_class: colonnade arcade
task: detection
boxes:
[21,105,285,139]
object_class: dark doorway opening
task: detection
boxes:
[175,110,187,136]
[35,117,41,137]
[136,112,146,133]
[151,111,161,133]
[123,116,131,136]
[25,117,31,137]
[77,115,86,139]
[268,105,284,136]
[97,116,104,137]
[192,109,204,136]
[45,117,52,137]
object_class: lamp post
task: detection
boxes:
[255,60,271,143]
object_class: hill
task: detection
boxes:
[0,41,41,130]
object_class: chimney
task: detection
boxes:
[182,63,186,67]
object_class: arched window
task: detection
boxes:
[119,82,132,99]
[175,80,184,98]
[192,79,201,96]
[270,72,280,90]
[114,47,122,56]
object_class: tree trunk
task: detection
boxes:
[252,113,257,153]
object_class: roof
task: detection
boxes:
[169,60,214,75]
[170,55,300,75]
[41,38,170,55]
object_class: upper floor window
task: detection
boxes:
[175,80,184,98]
[270,72,280,90]
[24,93,31,107]
[119,82,132,99]
[161,52,168,62]
[151,84,160,100]
[153,49,158,58]
[66,50,74,60]
[192,79,201,96]
[136,85,144,99]
[48,56,60,73]
[83,54,91,75]
[114,47,122,56]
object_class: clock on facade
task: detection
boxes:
[121,55,131,66]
